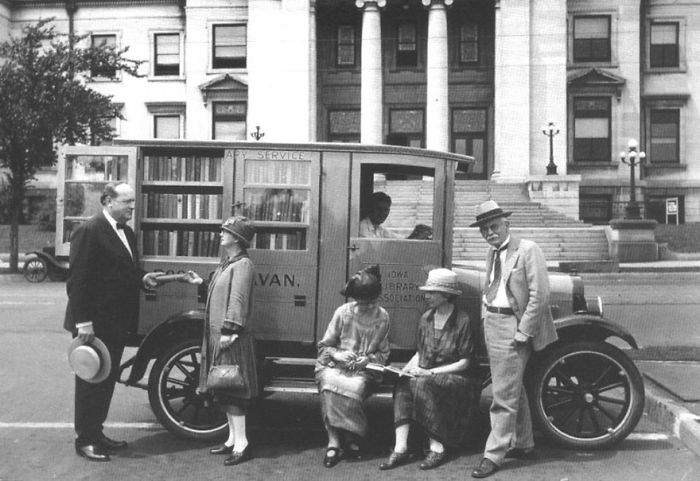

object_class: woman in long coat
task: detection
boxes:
[315,265,390,468]
[197,216,259,466]
[379,268,481,471]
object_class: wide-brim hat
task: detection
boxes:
[341,265,382,300]
[221,216,256,247]
[68,337,111,384]
[469,200,512,227]
[419,268,462,296]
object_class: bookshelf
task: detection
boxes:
[238,158,311,251]
[139,150,225,258]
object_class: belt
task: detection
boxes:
[485,305,515,315]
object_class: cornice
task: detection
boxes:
[9,0,179,8]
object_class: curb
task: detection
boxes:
[643,374,700,457]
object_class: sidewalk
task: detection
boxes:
[638,360,700,457]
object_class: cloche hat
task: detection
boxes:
[68,337,112,384]
[469,200,512,227]
[341,265,382,300]
[419,268,462,296]
[221,216,256,247]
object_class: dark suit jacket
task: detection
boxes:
[484,236,558,351]
[63,211,145,342]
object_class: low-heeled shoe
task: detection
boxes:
[323,447,342,468]
[472,457,499,478]
[76,444,110,462]
[224,446,252,466]
[419,450,447,470]
[378,451,411,470]
[210,444,234,455]
[98,435,128,451]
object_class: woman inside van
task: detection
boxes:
[315,265,391,468]
[379,268,481,471]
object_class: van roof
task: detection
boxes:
[114,139,474,168]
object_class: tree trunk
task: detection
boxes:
[9,171,25,274]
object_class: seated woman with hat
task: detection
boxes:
[315,265,391,468]
[379,268,481,471]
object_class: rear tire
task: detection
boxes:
[148,339,227,441]
[527,340,644,449]
[23,257,48,283]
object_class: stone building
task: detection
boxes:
[1,0,698,223]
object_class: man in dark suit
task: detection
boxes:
[64,182,160,462]
[470,200,558,478]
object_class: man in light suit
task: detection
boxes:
[470,200,558,478]
[64,182,161,461]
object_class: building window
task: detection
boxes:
[452,109,487,176]
[459,23,479,64]
[154,33,180,76]
[91,34,117,78]
[580,193,613,224]
[573,97,611,162]
[329,110,360,143]
[213,25,247,69]
[213,102,247,140]
[336,25,356,67]
[388,109,424,147]
[650,22,679,68]
[649,109,679,163]
[573,16,610,63]
[396,23,418,67]
[154,115,181,139]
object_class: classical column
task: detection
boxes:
[423,0,451,151]
[357,0,385,144]
[492,0,530,180]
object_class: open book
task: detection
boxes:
[365,362,415,378]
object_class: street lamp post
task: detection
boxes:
[541,121,560,175]
[620,138,646,220]
[250,126,265,141]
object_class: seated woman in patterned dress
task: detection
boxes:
[315,265,391,468]
[379,268,481,471]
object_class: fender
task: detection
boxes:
[25,250,65,269]
[124,309,205,385]
[553,314,639,349]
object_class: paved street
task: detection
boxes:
[1,273,700,480]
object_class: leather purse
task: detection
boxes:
[206,363,244,390]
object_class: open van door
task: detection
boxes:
[348,152,454,350]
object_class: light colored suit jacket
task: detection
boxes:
[484,236,558,351]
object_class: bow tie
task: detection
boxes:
[116,223,126,230]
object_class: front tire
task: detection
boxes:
[527,340,644,449]
[23,257,48,283]
[148,339,228,441]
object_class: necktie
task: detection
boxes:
[485,247,503,304]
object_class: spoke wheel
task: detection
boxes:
[23,258,48,283]
[527,340,644,449]
[148,339,227,441]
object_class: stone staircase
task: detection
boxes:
[383,179,611,263]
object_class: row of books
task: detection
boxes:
[142,193,223,220]
[252,231,306,251]
[142,229,220,257]
[143,155,223,182]
[242,191,310,223]
[245,160,309,185]
[68,156,128,182]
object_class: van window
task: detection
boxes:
[358,164,434,240]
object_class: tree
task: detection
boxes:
[0,19,141,272]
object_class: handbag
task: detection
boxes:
[206,352,245,390]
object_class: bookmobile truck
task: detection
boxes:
[53,140,644,450]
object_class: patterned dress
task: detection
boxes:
[315,302,391,437]
[393,307,481,447]
[198,253,259,408]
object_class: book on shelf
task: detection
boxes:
[365,363,415,378]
